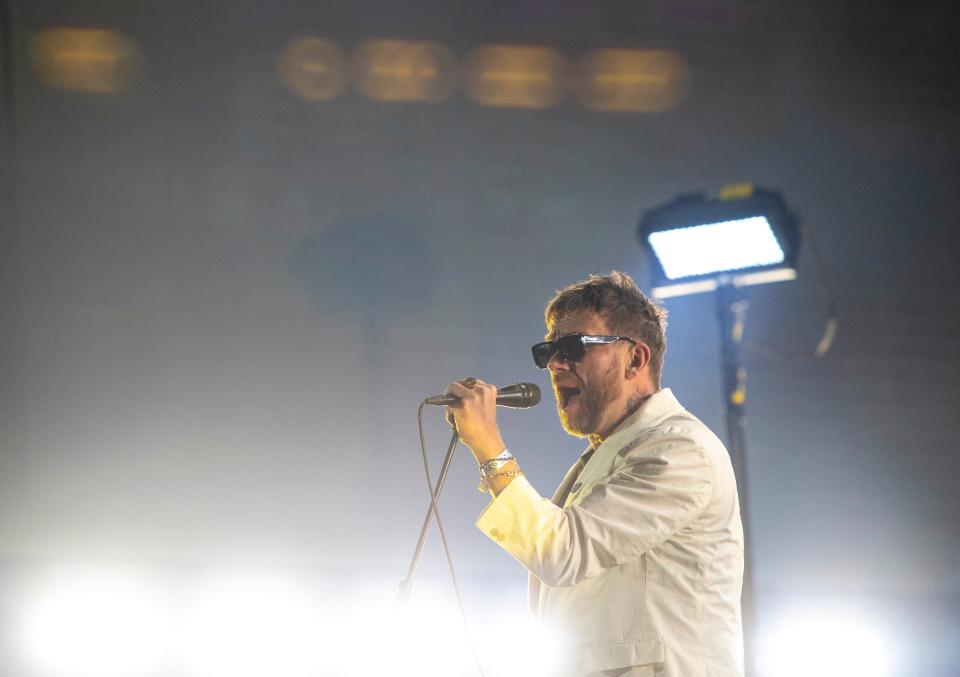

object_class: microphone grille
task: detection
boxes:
[495,382,542,408]
[521,382,541,407]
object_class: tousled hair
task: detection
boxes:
[545,271,668,387]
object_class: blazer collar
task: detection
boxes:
[553,389,684,506]
[585,388,684,467]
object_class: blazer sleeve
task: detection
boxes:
[476,432,714,587]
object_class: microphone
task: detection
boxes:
[424,382,541,409]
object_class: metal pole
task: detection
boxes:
[0,0,23,444]
[716,282,756,676]
[396,429,460,607]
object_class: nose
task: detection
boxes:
[547,351,571,374]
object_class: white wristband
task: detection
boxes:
[479,449,515,478]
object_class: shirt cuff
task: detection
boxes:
[475,474,538,545]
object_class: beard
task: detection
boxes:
[556,358,622,438]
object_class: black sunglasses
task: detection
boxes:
[531,334,637,369]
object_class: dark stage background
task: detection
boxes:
[1,1,958,676]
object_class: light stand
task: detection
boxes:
[639,183,803,677]
[716,281,755,676]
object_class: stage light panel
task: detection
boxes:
[648,216,785,279]
[639,185,800,298]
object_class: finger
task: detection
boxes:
[443,381,476,400]
[465,381,498,402]
[469,380,498,399]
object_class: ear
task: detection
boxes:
[625,341,651,378]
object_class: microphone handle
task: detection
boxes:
[424,383,539,408]
[424,394,461,406]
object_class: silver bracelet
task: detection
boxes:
[477,470,524,493]
[479,449,515,478]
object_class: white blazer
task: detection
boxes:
[476,389,744,676]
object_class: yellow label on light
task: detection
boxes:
[719,183,754,200]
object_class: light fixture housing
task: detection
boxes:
[638,184,800,298]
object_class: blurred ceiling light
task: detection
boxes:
[28,27,142,94]
[15,570,168,677]
[178,572,324,677]
[463,45,568,109]
[352,39,458,103]
[758,607,895,677]
[276,37,348,101]
[572,48,692,113]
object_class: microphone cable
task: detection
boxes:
[743,220,839,362]
[413,400,488,677]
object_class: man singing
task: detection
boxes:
[445,271,744,677]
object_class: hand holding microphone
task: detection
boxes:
[402,378,538,609]
[429,378,539,463]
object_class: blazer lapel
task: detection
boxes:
[569,389,682,500]
[527,391,683,616]
[551,448,595,507]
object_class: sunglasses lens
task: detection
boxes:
[556,334,586,363]
[531,342,554,369]
[531,335,586,368]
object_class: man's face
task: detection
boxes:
[546,310,632,439]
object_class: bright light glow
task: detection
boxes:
[735,267,797,286]
[652,278,719,298]
[758,608,895,677]
[178,572,324,677]
[652,267,796,298]
[338,583,473,676]
[12,569,563,677]
[322,580,564,677]
[15,570,168,677]
[648,215,785,279]
[473,610,565,677]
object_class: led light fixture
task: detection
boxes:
[638,184,800,298]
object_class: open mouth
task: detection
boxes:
[557,386,581,408]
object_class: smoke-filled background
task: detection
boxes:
[1,1,958,676]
